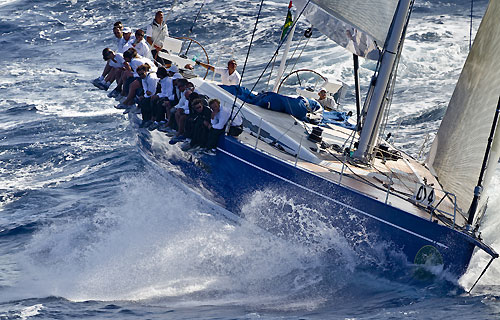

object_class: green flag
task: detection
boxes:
[281,1,293,41]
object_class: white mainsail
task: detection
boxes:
[427,0,500,219]
[293,0,399,59]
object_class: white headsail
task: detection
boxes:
[427,0,500,219]
[293,0,399,59]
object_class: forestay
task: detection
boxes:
[427,0,500,221]
[293,0,399,60]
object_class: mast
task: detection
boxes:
[353,0,412,161]
[353,54,362,130]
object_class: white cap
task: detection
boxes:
[122,27,132,33]
[167,65,179,73]
[319,87,327,93]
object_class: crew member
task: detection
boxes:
[195,59,241,86]
[146,10,169,65]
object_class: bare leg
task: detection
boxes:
[104,67,117,83]
[178,113,187,135]
[101,61,111,78]
[164,101,172,123]
[115,69,125,91]
[123,80,140,106]
[113,69,123,90]
[120,71,133,96]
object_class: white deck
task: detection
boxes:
[186,76,467,229]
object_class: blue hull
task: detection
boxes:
[139,128,485,278]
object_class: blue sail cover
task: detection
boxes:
[220,85,316,121]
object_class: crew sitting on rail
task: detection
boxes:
[166,65,183,99]
[149,66,174,132]
[116,48,156,111]
[183,98,212,151]
[203,98,243,155]
[121,27,134,50]
[124,29,153,61]
[97,48,127,99]
[92,21,125,90]
[195,59,241,86]
[114,22,127,53]
[93,48,123,92]
[169,89,193,144]
[136,64,159,128]
[159,65,182,125]
[163,78,188,131]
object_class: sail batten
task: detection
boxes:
[427,0,500,220]
[293,0,400,60]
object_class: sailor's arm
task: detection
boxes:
[195,60,215,72]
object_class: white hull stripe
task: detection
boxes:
[218,148,449,249]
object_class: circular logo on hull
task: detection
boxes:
[414,245,444,280]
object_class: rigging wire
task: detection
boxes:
[166,0,178,19]
[230,0,312,122]
[379,0,414,146]
[379,53,400,142]
[323,141,461,231]
[288,34,311,76]
[282,121,454,226]
[275,27,312,91]
[469,0,474,50]
[228,0,265,123]
[284,27,313,78]
[266,55,278,88]
[282,30,304,76]
[184,0,208,56]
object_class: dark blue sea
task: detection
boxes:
[1,0,500,318]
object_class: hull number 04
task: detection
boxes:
[413,183,435,206]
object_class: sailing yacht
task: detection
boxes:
[133,0,500,281]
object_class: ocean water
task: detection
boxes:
[1,0,500,319]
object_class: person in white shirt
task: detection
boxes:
[112,21,124,50]
[121,27,134,50]
[156,67,175,101]
[195,59,241,86]
[171,89,192,141]
[317,88,337,112]
[115,27,127,53]
[146,10,169,64]
[149,67,172,130]
[117,48,157,109]
[92,22,125,90]
[136,64,160,127]
[123,29,153,60]
[204,99,243,154]
[100,48,126,97]
[139,65,158,99]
